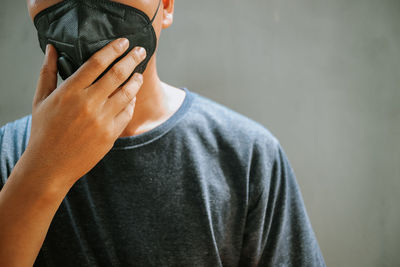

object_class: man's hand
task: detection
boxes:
[25,38,146,188]
[0,36,147,267]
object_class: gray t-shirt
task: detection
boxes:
[0,87,325,267]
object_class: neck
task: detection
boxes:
[118,54,168,137]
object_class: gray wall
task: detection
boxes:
[1,0,399,266]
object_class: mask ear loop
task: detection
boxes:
[149,0,162,25]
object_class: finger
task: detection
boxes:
[113,97,136,136]
[104,73,143,116]
[88,46,146,101]
[33,44,58,109]
[65,38,130,89]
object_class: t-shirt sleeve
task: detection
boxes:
[0,125,5,190]
[0,125,4,145]
[238,139,326,266]
[0,115,31,191]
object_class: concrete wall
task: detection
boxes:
[1,0,399,266]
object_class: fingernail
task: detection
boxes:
[46,44,50,54]
[138,47,146,56]
[118,38,129,50]
[134,47,146,58]
[133,73,143,83]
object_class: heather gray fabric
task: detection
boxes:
[0,87,325,267]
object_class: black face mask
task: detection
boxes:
[33,0,161,82]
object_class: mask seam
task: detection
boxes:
[35,1,151,30]
[78,2,128,22]
[40,37,75,47]
[83,0,153,21]
[34,1,77,28]
[77,1,82,63]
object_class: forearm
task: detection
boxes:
[0,153,74,267]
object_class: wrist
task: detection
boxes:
[9,151,76,201]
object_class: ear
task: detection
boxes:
[161,0,174,29]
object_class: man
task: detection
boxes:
[0,0,326,266]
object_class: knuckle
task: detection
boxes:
[103,124,115,141]
[56,91,70,105]
[110,65,128,82]
[112,41,124,54]
[93,116,104,130]
[80,100,92,116]
[126,104,135,117]
[132,73,143,84]
[130,52,140,64]
[32,98,40,111]
[131,49,145,65]
[129,102,135,114]
[53,94,62,106]
[40,64,52,76]
[121,86,133,102]
[91,55,106,70]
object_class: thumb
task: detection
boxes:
[33,44,58,109]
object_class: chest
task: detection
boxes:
[34,156,248,266]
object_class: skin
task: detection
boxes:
[0,1,184,266]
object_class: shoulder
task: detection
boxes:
[0,114,32,182]
[183,91,281,161]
